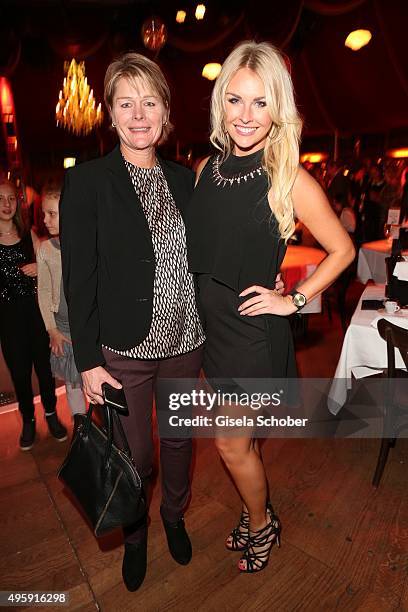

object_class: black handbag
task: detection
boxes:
[58,402,146,536]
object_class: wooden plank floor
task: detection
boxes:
[1,281,408,611]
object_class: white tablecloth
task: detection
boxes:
[327,284,408,414]
[357,240,391,284]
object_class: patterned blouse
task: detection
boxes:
[105,159,205,359]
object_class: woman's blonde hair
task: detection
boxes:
[104,52,173,144]
[210,41,302,241]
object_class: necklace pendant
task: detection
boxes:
[212,155,263,187]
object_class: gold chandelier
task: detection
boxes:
[56,59,103,136]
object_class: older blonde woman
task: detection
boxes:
[60,53,205,592]
[186,41,355,573]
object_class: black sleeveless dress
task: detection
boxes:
[185,149,297,382]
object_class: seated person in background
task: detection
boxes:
[333,197,356,236]
[37,183,86,423]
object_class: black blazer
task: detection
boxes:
[60,145,194,372]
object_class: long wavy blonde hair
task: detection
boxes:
[210,41,302,241]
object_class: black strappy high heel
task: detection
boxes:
[238,507,281,573]
[225,508,249,551]
[226,501,277,552]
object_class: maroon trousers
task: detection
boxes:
[102,346,203,543]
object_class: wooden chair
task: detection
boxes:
[322,264,355,333]
[372,318,408,487]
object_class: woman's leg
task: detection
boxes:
[30,303,56,415]
[0,301,35,422]
[215,434,279,571]
[101,348,159,591]
[102,348,157,544]
[215,435,269,530]
[65,382,87,415]
[155,346,203,523]
[225,438,263,548]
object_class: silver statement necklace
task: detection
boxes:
[212,154,263,188]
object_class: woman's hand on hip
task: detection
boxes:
[81,366,122,405]
[238,285,297,317]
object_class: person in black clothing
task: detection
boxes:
[401,168,408,223]
[60,53,206,593]
[60,51,285,591]
[186,41,355,574]
[0,180,67,450]
[326,160,351,209]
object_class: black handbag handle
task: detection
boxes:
[82,402,133,469]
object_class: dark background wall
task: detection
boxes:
[0,0,407,183]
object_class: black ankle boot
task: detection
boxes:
[122,533,148,592]
[45,412,67,442]
[162,515,192,565]
[20,418,36,451]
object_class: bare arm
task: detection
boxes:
[239,166,355,317]
[291,166,355,302]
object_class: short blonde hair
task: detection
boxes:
[42,178,62,199]
[210,41,302,242]
[104,52,173,143]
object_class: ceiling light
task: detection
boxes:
[63,157,76,168]
[387,148,408,159]
[202,63,221,80]
[56,59,103,136]
[300,152,328,164]
[345,30,372,51]
[176,10,186,23]
[195,4,206,20]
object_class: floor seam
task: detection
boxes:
[34,455,101,611]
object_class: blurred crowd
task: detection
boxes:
[300,157,408,247]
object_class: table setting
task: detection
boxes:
[327,283,408,415]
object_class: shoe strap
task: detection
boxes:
[248,517,281,547]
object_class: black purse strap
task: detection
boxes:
[83,402,133,469]
[111,409,132,456]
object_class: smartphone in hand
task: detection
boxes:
[102,383,128,415]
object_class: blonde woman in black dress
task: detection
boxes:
[186,41,355,573]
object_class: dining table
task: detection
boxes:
[281,245,326,314]
[327,283,408,415]
[357,238,408,284]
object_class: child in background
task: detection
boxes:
[37,183,86,421]
[0,179,66,450]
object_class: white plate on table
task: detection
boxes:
[377,308,408,317]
